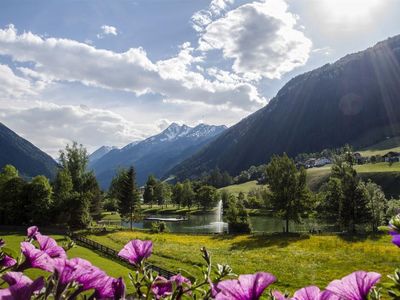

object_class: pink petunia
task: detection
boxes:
[93,276,126,299]
[20,242,54,272]
[0,254,17,268]
[0,272,44,299]
[214,272,276,300]
[27,226,39,239]
[151,276,173,299]
[326,271,381,300]
[292,286,338,300]
[118,239,152,266]
[35,233,67,259]
[54,257,107,291]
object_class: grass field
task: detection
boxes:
[219,180,268,195]
[0,232,135,292]
[86,230,400,293]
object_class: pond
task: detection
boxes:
[100,213,336,234]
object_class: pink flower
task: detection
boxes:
[118,239,152,266]
[0,238,5,248]
[214,272,276,300]
[150,274,192,299]
[272,290,289,300]
[151,276,173,299]
[0,254,17,268]
[389,231,400,247]
[20,242,54,272]
[35,233,67,259]
[27,226,39,239]
[170,274,191,288]
[326,271,381,300]
[292,286,338,300]
[388,215,400,247]
[54,258,107,291]
[93,276,126,299]
[0,272,44,299]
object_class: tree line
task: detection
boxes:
[0,142,141,230]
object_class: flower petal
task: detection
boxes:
[326,271,381,300]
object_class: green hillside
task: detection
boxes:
[358,136,400,157]
[222,162,400,198]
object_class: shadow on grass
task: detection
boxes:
[336,232,383,242]
[212,232,311,250]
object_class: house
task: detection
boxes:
[353,152,368,164]
[382,151,400,162]
[314,157,332,167]
[304,158,316,168]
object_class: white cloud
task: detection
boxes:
[0,25,266,111]
[97,25,118,39]
[192,0,234,32]
[0,101,160,156]
[0,64,34,97]
[198,0,312,80]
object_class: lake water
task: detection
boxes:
[101,214,335,234]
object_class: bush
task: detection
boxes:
[151,221,167,233]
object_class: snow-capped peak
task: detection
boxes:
[155,123,226,142]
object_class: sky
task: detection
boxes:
[0,0,399,157]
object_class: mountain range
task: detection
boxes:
[90,123,227,188]
[169,34,400,178]
[0,122,58,179]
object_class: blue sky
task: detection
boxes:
[0,0,399,156]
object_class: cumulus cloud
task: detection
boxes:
[97,25,118,38]
[0,25,266,110]
[198,0,312,80]
[0,102,161,156]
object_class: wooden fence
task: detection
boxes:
[70,234,176,279]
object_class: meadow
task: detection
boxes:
[84,230,400,293]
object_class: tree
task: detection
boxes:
[360,180,387,232]
[162,182,172,207]
[318,177,344,226]
[55,143,99,228]
[220,190,230,209]
[110,167,140,230]
[0,165,20,223]
[24,175,53,225]
[329,155,369,232]
[265,154,311,233]
[82,172,103,220]
[154,181,165,206]
[197,185,218,210]
[143,175,157,207]
[225,195,251,233]
[0,164,18,187]
[59,142,88,193]
[386,199,400,220]
[68,192,92,229]
[182,180,195,209]
[0,177,26,225]
[172,183,184,208]
[52,168,74,224]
